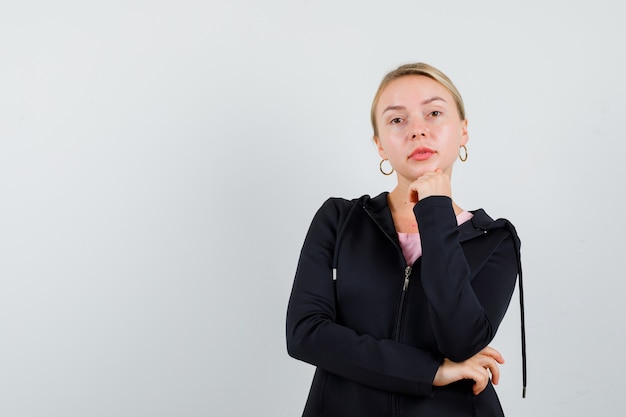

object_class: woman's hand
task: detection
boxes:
[408,169,451,203]
[433,346,505,395]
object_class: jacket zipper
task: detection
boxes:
[362,206,414,417]
[362,209,413,340]
[394,265,412,338]
[392,265,412,417]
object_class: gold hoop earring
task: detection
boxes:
[459,145,468,162]
[379,159,394,176]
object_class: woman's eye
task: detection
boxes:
[430,110,442,117]
[390,117,403,124]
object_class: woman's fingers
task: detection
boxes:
[408,169,451,202]
[472,366,491,395]
[456,361,490,395]
[487,357,501,385]
[434,347,505,395]
[479,346,505,364]
[477,354,501,386]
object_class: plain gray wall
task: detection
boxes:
[1,1,624,416]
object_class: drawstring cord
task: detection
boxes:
[517,247,527,398]
[503,220,527,398]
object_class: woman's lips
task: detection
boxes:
[409,148,435,161]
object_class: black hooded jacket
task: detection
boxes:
[286,193,525,417]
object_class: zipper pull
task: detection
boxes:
[403,265,412,291]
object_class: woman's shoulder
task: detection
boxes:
[319,192,388,212]
[310,192,388,230]
[468,208,521,247]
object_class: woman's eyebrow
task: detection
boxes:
[381,105,406,114]
[382,97,447,114]
[422,96,447,105]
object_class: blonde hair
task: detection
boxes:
[370,62,466,137]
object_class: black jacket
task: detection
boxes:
[286,193,524,417]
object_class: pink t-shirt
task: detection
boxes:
[397,211,473,265]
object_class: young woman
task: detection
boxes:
[286,62,526,417]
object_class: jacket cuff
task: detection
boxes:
[413,195,455,218]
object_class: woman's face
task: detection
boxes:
[374,75,468,185]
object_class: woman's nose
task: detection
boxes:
[410,119,427,139]
[411,130,426,140]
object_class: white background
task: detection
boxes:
[1,1,624,416]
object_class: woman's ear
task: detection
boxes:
[373,136,387,159]
[460,119,469,146]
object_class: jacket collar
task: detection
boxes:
[361,192,399,247]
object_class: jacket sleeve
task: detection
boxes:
[286,198,442,396]
[415,196,519,362]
